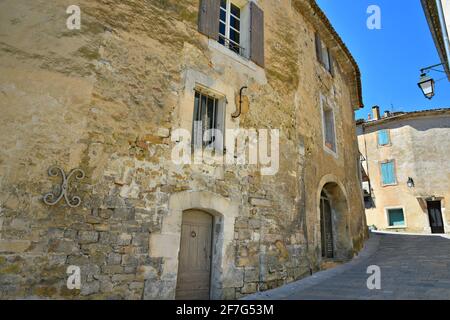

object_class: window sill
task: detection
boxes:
[323,145,338,159]
[208,39,258,71]
[317,62,334,77]
[387,226,407,229]
[381,183,398,187]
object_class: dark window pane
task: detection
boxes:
[230,15,240,31]
[194,92,200,121]
[207,97,215,130]
[220,8,226,22]
[219,22,226,36]
[230,3,240,18]
[230,42,240,54]
[218,36,225,45]
[220,0,226,9]
[201,94,207,125]
[230,28,240,44]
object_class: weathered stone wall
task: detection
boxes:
[358,113,450,233]
[0,0,366,299]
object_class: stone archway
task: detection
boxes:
[316,175,353,261]
[145,191,239,300]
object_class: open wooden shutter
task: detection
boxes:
[198,0,220,40]
[328,49,335,76]
[250,2,265,67]
[315,33,323,64]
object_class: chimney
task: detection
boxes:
[384,110,391,118]
[368,113,372,120]
[372,106,380,121]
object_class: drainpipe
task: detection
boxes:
[436,0,450,79]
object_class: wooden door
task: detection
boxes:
[427,201,445,234]
[320,195,334,259]
[176,210,213,300]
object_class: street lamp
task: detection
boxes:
[407,177,415,188]
[417,62,444,99]
[417,73,435,100]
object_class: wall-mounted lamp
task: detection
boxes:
[417,62,444,100]
[407,177,415,188]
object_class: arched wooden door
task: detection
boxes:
[176,210,213,300]
[320,192,334,259]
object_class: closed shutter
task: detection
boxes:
[381,161,395,185]
[250,2,265,67]
[315,33,323,64]
[388,209,405,227]
[198,0,221,40]
[378,130,390,146]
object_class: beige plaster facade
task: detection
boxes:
[357,108,450,234]
[0,0,366,299]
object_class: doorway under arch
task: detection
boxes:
[176,209,214,300]
[317,177,353,261]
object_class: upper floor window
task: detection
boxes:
[315,33,335,76]
[321,97,337,154]
[197,0,265,67]
[377,129,390,146]
[219,0,242,55]
[380,160,396,186]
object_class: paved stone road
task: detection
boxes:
[245,232,450,300]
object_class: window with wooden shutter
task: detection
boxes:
[198,0,221,40]
[321,97,337,154]
[328,50,335,76]
[315,32,335,75]
[250,2,264,67]
[387,208,406,227]
[377,129,390,146]
[315,33,323,63]
[380,160,396,185]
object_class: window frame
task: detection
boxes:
[315,33,335,76]
[379,159,397,187]
[320,94,338,157]
[191,86,226,154]
[377,129,391,147]
[385,206,407,229]
[218,0,243,56]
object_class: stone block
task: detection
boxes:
[107,253,122,265]
[249,198,272,207]
[241,283,258,294]
[157,127,170,138]
[78,231,99,244]
[223,267,244,288]
[118,233,132,245]
[244,268,260,282]
[0,240,31,253]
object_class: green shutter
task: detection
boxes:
[378,130,390,146]
[381,161,395,185]
[388,209,405,226]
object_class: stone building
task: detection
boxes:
[0,0,366,299]
[357,106,450,234]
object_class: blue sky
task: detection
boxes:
[316,0,450,120]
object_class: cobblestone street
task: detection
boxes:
[245,232,450,300]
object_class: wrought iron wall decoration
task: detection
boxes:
[43,166,85,208]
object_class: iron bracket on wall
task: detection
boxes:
[43,166,85,208]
